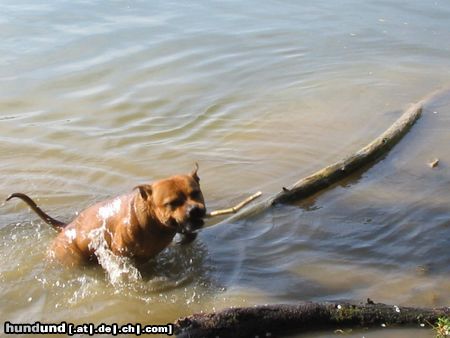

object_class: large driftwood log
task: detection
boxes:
[174,302,450,337]
[271,100,422,204]
[218,89,447,223]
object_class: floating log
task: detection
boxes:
[217,88,447,223]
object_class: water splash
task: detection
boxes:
[87,222,142,287]
[98,198,122,220]
[2,218,215,312]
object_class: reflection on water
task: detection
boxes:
[1,0,450,336]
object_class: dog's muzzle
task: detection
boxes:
[178,205,206,234]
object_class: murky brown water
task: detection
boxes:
[1,1,450,337]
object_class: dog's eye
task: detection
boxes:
[190,191,201,199]
[165,199,182,209]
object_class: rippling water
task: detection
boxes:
[1,1,450,337]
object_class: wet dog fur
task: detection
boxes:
[6,166,206,267]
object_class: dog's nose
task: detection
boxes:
[188,205,206,218]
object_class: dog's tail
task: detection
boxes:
[6,193,67,229]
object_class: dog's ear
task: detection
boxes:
[134,184,153,200]
[190,162,200,183]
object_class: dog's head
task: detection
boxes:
[135,164,206,234]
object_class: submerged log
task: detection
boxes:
[174,301,450,338]
[218,88,447,223]
[271,100,423,204]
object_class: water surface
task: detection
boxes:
[1,1,450,337]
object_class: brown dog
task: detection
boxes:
[6,166,206,267]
